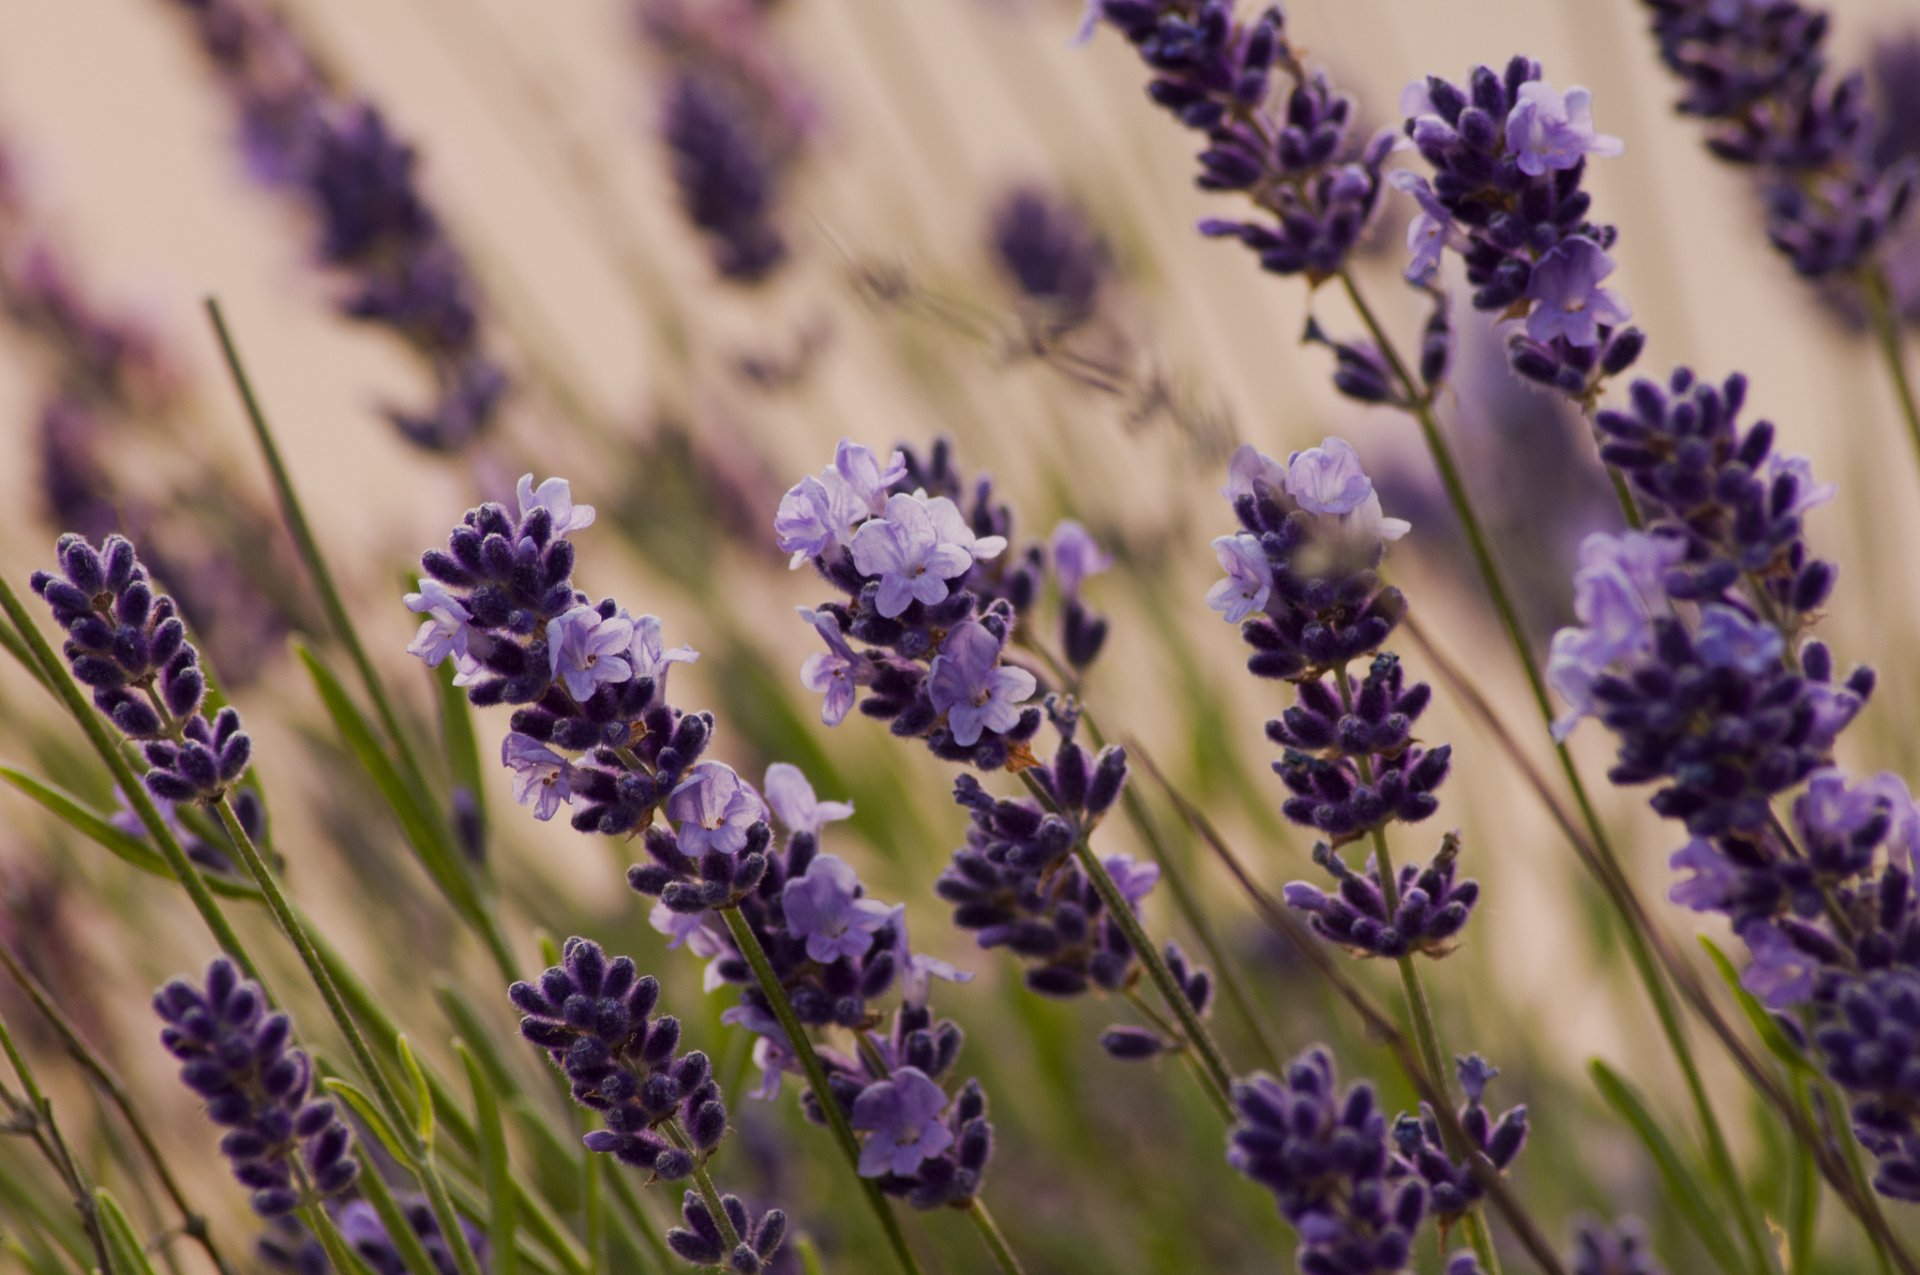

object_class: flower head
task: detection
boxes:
[403,577,474,671]
[1049,520,1112,599]
[926,621,1037,747]
[797,607,871,726]
[834,439,907,517]
[1524,239,1631,348]
[782,854,893,964]
[852,1067,955,1178]
[1205,533,1273,624]
[1222,443,1289,503]
[1505,82,1624,177]
[763,762,854,836]
[666,761,765,857]
[1286,438,1375,516]
[546,605,635,701]
[503,732,571,821]
[775,472,866,566]
[850,493,983,618]
[516,473,596,537]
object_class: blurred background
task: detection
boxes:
[0,0,1917,1271]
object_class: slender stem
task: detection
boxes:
[1862,266,1920,482]
[663,1120,742,1252]
[1338,268,1776,1275]
[966,1200,1028,1275]
[583,1124,606,1269]
[209,798,487,1275]
[0,1014,110,1273]
[0,944,235,1275]
[0,576,261,982]
[602,1160,676,1271]
[203,298,518,985]
[716,907,925,1275]
[1017,771,1236,1119]
[304,1202,377,1275]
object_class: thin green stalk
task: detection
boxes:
[208,798,486,1275]
[0,944,235,1275]
[1862,266,1920,483]
[966,1201,1027,1275]
[583,1122,606,1269]
[357,1165,453,1275]
[716,907,925,1275]
[602,1162,675,1271]
[202,298,518,985]
[0,1015,109,1273]
[1016,772,1236,1119]
[1337,268,1775,1275]
[663,1120,742,1252]
[304,1201,381,1275]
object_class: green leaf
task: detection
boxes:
[536,932,561,969]
[92,1189,159,1275]
[295,643,482,925]
[324,1077,418,1171]
[436,984,524,1101]
[398,1036,435,1150]
[1700,935,1815,1074]
[355,1134,456,1275]
[797,1236,828,1275]
[1590,1059,1744,1274]
[458,1041,519,1275]
[0,768,258,901]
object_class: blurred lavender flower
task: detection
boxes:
[154,958,358,1217]
[262,1199,489,1275]
[988,186,1109,336]
[1570,1215,1667,1275]
[165,0,509,451]
[33,533,254,806]
[1643,0,1917,280]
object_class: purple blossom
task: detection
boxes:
[1221,443,1289,503]
[516,473,596,538]
[1287,438,1376,516]
[1388,170,1456,282]
[1548,532,1686,738]
[926,620,1037,747]
[1864,773,1920,874]
[1768,454,1837,518]
[1524,239,1631,348]
[403,577,474,671]
[1206,533,1274,624]
[1695,605,1784,674]
[834,439,907,517]
[1105,855,1159,909]
[763,762,853,837]
[1049,520,1112,598]
[850,493,981,618]
[781,854,893,964]
[1738,919,1818,1009]
[885,904,970,1010]
[502,731,571,821]
[851,1067,954,1178]
[649,900,727,958]
[1504,82,1624,177]
[1668,839,1739,913]
[775,472,865,566]
[666,761,765,857]
[546,605,635,701]
[797,607,871,726]
[625,613,699,692]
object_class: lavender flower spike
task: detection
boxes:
[926,620,1038,747]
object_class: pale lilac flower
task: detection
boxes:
[1504,82,1624,177]
[1050,520,1112,598]
[1863,773,1920,874]
[1696,605,1784,675]
[885,904,971,1010]
[516,474,596,537]
[666,761,765,856]
[502,732,571,821]
[546,606,635,701]
[1388,171,1455,282]
[1206,533,1273,624]
[1668,839,1738,913]
[1286,438,1375,516]
[850,493,979,617]
[1768,454,1837,518]
[1524,239,1631,348]
[775,472,866,567]
[926,621,1037,747]
[1106,854,1160,908]
[1738,919,1817,1009]
[625,613,699,692]
[763,762,854,836]
[797,607,871,726]
[1221,443,1288,502]
[404,578,473,669]
[833,439,908,516]
[1548,531,1686,737]
[648,899,728,956]
[926,494,1008,562]
[782,854,893,963]
[852,1067,954,1177]
[722,1004,799,1101]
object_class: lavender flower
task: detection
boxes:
[1285,832,1478,959]
[667,762,766,858]
[1644,0,1917,279]
[154,959,358,1217]
[988,186,1109,335]
[851,493,995,618]
[166,0,509,451]
[502,732,572,822]
[33,534,254,806]
[926,621,1039,748]
[1570,1215,1667,1275]
[1393,1055,1529,1224]
[661,73,787,283]
[1399,57,1644,401]
[762,761,853,836]
[547,605,636,702]
[781,855,892,963]
[666,1189,788,1272]
[796,607,872,727]
[852,1068,954,1178]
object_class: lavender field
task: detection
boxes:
[0,0,1916,1271]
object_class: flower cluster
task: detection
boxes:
[153,959,358,1218]
[637,0,815,285]
[1396,58,1644,402]
[647,765,999,1209]
[1643,0,1917,278]
[780,437,1109,769]
[666,1189,788,1272]
[167,0,508,451]
[988,186,1110,337]
[1227,1048,1485,1275]
[511,937,731,1182]
[1392,1055,1529,1226]
[408,476,734,863]
[1285,832,1478,960]
[33,533,254,806]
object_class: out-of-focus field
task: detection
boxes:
[0,1,1917,1272]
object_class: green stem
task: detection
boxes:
[0,944,236,1275]
[716,907,925,1275]
[966,1200,1028,1275]
[209,798,486,1275]
[583,1126,606,1270]
[203,298,518,985]
[1338,268,1775,1275]
[1018,772,1236,1119]
[0,1014,110,1273]
[1863,266,1920,483]
[602,1162,675,1272]
[304,1202,381,1275]
[663,1120,742,1253]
